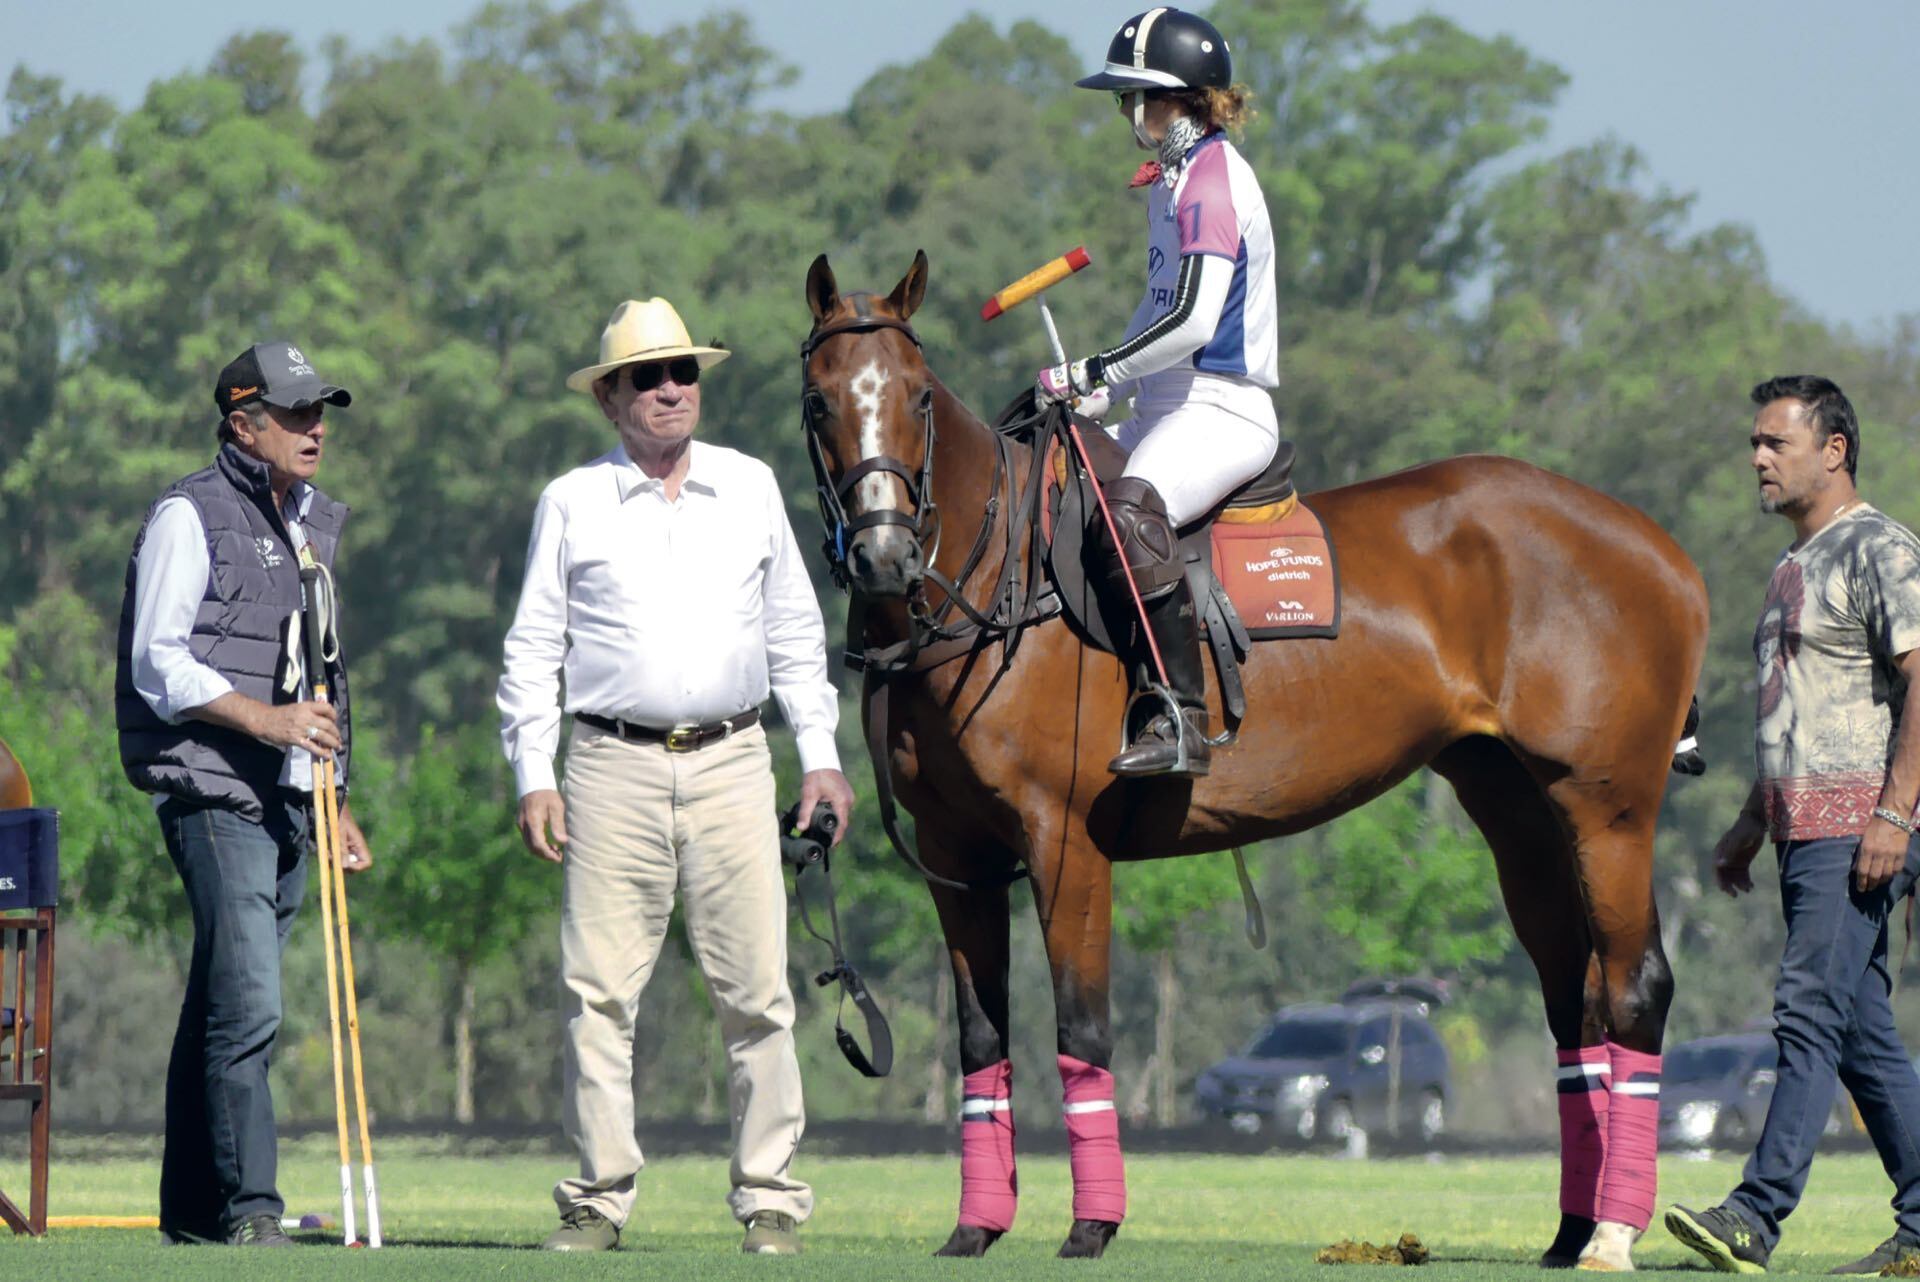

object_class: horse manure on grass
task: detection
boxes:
[1315,1233,1429,1266]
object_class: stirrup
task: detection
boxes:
[1113,683,1208,778]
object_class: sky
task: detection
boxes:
[4,1,1916,331]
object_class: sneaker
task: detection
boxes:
[1831,1232,1920,1275]
[1665,1203,1769,1274]
[543,1204,619,1252]
[742,1209,802,1255]
[226,1213,294,1247]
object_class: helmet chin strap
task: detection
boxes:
[1129,91,1155,150]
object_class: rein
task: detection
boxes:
[801,312,1070,893]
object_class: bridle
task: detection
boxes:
[798,299,940,592]
[798,301,1067,894]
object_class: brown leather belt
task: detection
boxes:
[575,708,760,753]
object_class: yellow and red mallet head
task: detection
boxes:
[980,246,1092,321]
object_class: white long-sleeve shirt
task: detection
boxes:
[129,485,319,791]
[496,440,842,798]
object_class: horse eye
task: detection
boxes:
[803,388,829,419]
[918,388,934,412]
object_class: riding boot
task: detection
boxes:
[1097,476,1210,779]
[1108,577,1211,777]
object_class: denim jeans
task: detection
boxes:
[1727,834,1920,1249]
[156,796,308,1235]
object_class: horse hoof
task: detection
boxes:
[1573,1221,1640,1272]
[935,1225,1003,1257]
[1058,1219,1119,1258]
[1540,1213,1595,1268]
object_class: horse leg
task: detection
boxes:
[927,866,1017,1259]
[1434,739,1609,1269]
[1031,832,1122,1259]
[1551,785,1674,1272]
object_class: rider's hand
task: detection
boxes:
[1036,359,1095,404]
[1072,386,1113,422]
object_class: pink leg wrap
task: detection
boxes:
[1597,1042,1660,1230]
[1058,1054,1126,1224]
[1555,1045,1611,1218]
[958,1060,1017,1231]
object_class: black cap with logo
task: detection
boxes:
[214,341,353,418]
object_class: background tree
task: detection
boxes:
[1112,855,1245,1125]
[365,722,555,1123]
[2,0,1917,1129]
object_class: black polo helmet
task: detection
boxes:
[1075,7,1233,94]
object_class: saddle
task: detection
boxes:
[1012,400,1342,736]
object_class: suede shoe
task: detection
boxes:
[226,1213,294,1247]
[543,1204,619,1252]
[1666,1203,1769,1274]
[742,1210,802,1255]
[1831,1232,1920,1274]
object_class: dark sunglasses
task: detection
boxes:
[626,357,701,393]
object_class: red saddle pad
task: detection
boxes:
[1210,502,1341,640]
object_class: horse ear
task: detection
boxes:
[887,249,929,321]
[806,254,839,324]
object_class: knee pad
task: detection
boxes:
[1102,478,1182,600]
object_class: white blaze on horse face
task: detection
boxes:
[849,359,904,512]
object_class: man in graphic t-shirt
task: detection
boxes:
[1666,376,1920,1275]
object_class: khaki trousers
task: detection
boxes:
[553,719,811,1225]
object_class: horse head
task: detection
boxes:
[801,250,936,600]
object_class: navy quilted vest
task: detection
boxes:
[114,444,352,818]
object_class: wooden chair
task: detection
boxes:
[0,742,55,1237]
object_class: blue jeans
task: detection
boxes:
[156,796,309,1235]
[1727,834,1920,1249]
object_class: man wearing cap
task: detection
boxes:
[115,341,370,1246]
[499,298,852,1255]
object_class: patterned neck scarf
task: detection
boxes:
[1157,115,1207,185]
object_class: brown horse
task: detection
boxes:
[0,735,29,810]
[800,252,1707,1268]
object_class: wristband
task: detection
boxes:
[1083,354,1107,392]
[1871,805,1915,835]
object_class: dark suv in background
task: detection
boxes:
[1193,980,1452,1143]
[1660,1029,1854,1150]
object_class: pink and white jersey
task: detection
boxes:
[1120,133,1278,391]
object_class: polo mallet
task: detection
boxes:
[300,565,382,1248]
[982,249,1185,757]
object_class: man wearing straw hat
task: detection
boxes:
[114,341,370,1247]
[499,297,852,1256]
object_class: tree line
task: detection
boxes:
[3,0,1918,1132]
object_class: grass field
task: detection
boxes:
[0,1137,1906,1278]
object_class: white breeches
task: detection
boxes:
[1104,375,1280,527]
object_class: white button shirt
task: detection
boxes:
[497,440,842,798]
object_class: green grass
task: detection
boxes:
[0,1137,1905,1278]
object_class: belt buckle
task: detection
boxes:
[664,724,700,753]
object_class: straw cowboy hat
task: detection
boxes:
[566,297,731,393]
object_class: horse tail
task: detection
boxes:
[1671,695,1705,776]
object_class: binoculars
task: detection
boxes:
[779,800,839,869]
